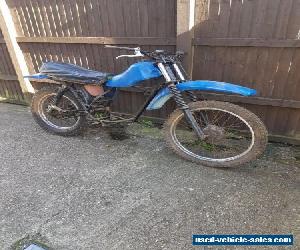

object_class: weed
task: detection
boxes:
[10,233,51,250]
[139,118,154,128]
[187,140,215,151]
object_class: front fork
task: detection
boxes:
[168,84,206,139]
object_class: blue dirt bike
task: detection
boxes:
[27,45,267,167]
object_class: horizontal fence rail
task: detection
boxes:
[193,38,300,48]
[16,36,177,46]
[0,73,18,81]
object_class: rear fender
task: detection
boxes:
[24,73,49,79]
[146,80,257,110]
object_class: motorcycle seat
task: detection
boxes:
[39,62,112,84]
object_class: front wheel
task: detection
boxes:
[163,101,268,167]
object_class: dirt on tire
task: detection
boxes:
[163,101,268,168]
[31,86,87,136]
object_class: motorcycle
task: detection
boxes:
[26,45,267,167]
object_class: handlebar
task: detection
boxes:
[104,45,185,61]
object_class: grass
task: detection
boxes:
[10,233,51,250]
[139,118,154,128]
[188,140,215,151]
[94,112,105,119]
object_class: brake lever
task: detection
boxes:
[115,49,144,60]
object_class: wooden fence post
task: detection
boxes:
[0,0,34,102]
[176,0,195,78]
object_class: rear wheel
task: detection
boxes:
[31,86,87,136]
[163,101,267,167]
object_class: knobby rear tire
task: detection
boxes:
[163,101,268,168]
[31,86,87,136]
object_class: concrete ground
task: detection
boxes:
[0,103,299,250]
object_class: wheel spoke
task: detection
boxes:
[172,107,254,161]
[39,94,80,130]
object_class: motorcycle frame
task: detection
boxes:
[53,59,198,125]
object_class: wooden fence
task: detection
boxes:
[192,0,300,142]
[1,0,300,142]
[0,26,24,103]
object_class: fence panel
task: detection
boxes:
[8,0,176,38]
[193,0,300,139]
[7,0,177,117]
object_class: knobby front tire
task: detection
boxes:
[163,101,268,168]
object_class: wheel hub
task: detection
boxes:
[46,104,63,113]
[203,124,225,143]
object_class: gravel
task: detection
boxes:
[0,103,299,250]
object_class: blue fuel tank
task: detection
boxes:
[105,61,162,88]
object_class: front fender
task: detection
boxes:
[146,80,257,110]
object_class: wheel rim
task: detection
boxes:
[38,93,80,130]
[170,107,255,162]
